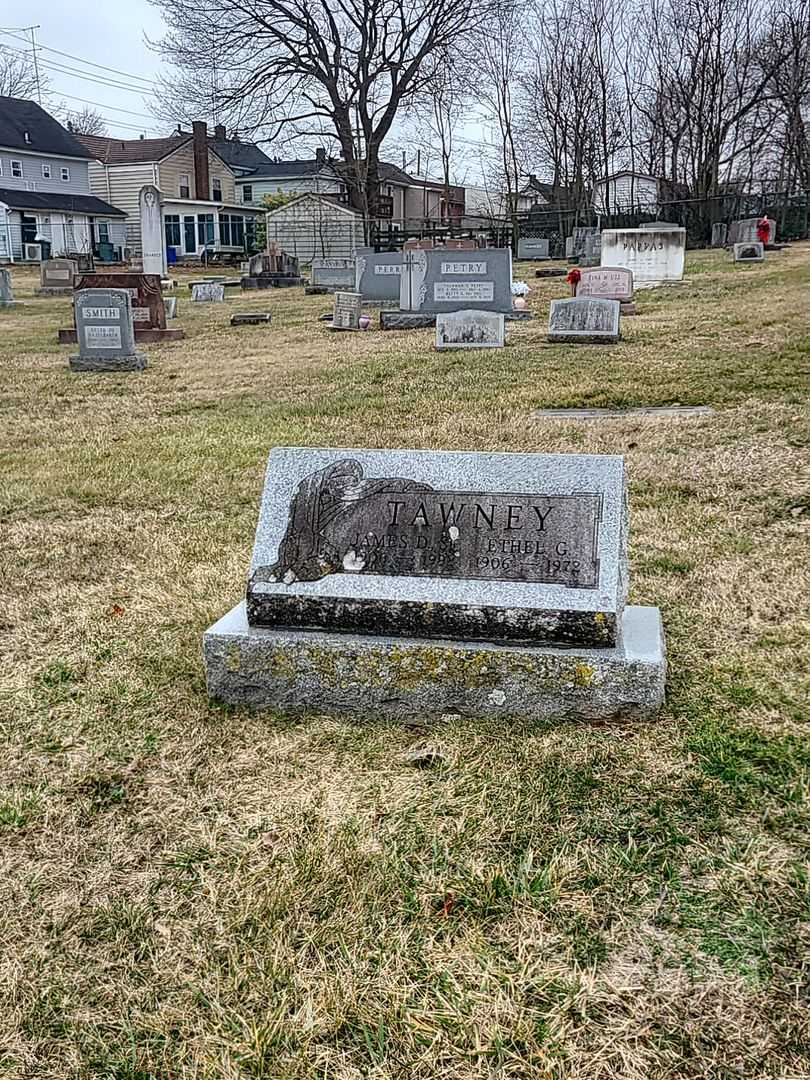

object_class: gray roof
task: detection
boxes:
[237,157,418,185]
[0,186,126,216]
[210,137,273,171]
[0,96,94,158]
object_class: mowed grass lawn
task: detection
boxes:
[0,249,808,1079]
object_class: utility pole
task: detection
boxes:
[29,25,41,104]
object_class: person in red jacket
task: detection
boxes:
[756,216,771,245]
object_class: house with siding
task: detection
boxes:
[593,171,661,212]
[0,96,126,262]
[264,193,366,262]
[77,123,265,259]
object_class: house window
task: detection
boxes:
[61,167,70,182]
[242,184,252,203]
[11,160,23,178]
[179,173,190,199]
[97,221,110,244]
[212,176,223,201]
[41,163,51,179]
[197,213,215,247]
[164,214,181,248]
[220,213,231,245]
[231,215,244,247]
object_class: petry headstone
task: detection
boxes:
[70,288,146,372]
[548,297,620,343]
[436,309,505,349]
[399,248,513,314]
[203,447,666,721]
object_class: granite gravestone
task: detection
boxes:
[399,248,513,315]
[576,266,635,314]
[311,257,356,289]
[37,259,78,296]
[548,298,621,343]
[69,289,146,372]
[580,232,602,267]
[139,185,166,278]
[733,242,765,262]
[192,283,225,302]
[600,228,686,285]
[58,272,184,343]
[443,239,476,250]
[572,227,598,261]
[403,238,433,250]
[640,221,680,230]
[332,291,362,330]
[203,447,666,721]
[0,268,17,307]
[711,223,728,248]
[354,249,402,303]
[517,238,550,260]
[728,217,776,245]
[565,237,574,259]
[165,297,178,319]
[436,310,505,349]
[231,312,272,325]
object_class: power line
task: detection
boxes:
[58,91,156,120]
[0,28,156,87]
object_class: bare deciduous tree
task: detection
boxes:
[0,44,46,100]
[64,107,108,137]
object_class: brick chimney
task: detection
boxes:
[214,124,226,140]
[192,121,210,200]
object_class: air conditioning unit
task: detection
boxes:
[24,243,42,261]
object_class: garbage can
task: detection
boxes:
[167,246,178,265]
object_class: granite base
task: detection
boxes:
[36,287,73,296]
[69,353,147,372]
[59,328,184,343]
[381,309,532,330]
[203,602,666,722]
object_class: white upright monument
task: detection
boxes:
[139,185,166,277]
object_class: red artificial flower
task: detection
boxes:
[566,268,582,286]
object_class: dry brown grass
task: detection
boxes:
[0,249,808,1078]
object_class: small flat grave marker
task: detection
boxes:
[331,290,362,330]
[70,288,146,372]
[436,309,505,349]
[231,312,272,325]
[548,298,620,343]
[532,406,714,420]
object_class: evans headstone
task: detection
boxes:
[203,447,666,720]
[600,228,685,285]
[0,268,17,307]
[191,283,225,302]
[517,238,550,260]
[354,249,402,302]
[38,258,78,296]
[711,223,728,248]
[733,242,764,262]
[399,248,513,314]
[311,257,356,289]
[139,185,166,278]
[70,288,146,372]
[548,298,620,344]
[436,309,505,349]
[332,290,362,330]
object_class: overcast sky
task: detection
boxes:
[1,0,166,138]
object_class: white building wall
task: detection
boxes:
[265,195,365,261]
[595,175,659,211]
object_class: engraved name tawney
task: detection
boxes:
[257,459,602,589]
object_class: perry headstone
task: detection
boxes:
[139,185,166,278]
[399,248,513,314]
[548,297,621,343]
[332,290,362,330]
[600,228,686,285]
[203,447,666,721]
[69,288,146,372]
[517,237,550,260]
[733,242,765,262]
[436,309,505,349]
[191,283,225,302]
[354,249,402,302]
[37,258,78,296]
[0,267,17,307]
[311,257,356,289]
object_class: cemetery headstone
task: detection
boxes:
[69,288,146,372]
[571,227,598,262]
[165,297,178,319]
[443,239,477,250]
[403,238,433,250]
[548,297,621,343]
[436,309,505,349]
[733,242,765,262]
[59,272,184,343]
[565,236,574,259]
[576,266,635,314]
[600,227,686,285]
[711,223,728,248]
[37,258,78,296]
[0,268,18,307]
[139,185,166,277]
[192,283,225,302]
[517,237,550,260]
[311,257,356,289]
[399,248,513,316]
[580,232,602,267]
[354,248,402,303]
[231,312,272,325]
[242,246,303,289]
[203,447,666,720]
[331,290,362,330]
[728,217,776,245]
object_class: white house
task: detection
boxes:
[594,171,660,212]
[264,193,366,262]
[0,95,126,262]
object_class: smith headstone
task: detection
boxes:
[548,298,621,344]
[70,288,146,372]
[600,228,686,285]
[436,309,505,349]
[203,447,666,721]
[517,238,550,260]
[354,249,402,302]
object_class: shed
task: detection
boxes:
[264,193,366,263]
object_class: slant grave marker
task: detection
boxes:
[203,447,666,721]
[69,288,146,372]
[331,290,362,330]
[436,310,505,349]
[576,266,635,314]
[548,298,621,343]
[59,272,184,343]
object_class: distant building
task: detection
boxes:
[78,123,265,259]
[0,95,126,262]
[594,170,660,212]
